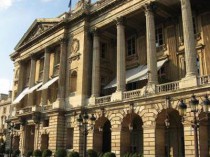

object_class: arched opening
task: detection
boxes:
[93,117,111,153]
[155,109,185,157]
[120,113,143,156]
[13,135,20,151]
[199,112,210,157]
[40,134,49,151]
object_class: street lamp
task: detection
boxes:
[178,94,210,157]
[6,120,15,157]
[77,112,96,157]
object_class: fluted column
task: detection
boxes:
[145,4,158,85]
[58,38,67,107]
[180,0,197,77]
[28,56,36,106]
[41,48,50,106]
[116,17,126,92]
[91,30,100,97]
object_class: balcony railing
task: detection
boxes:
[198,75,210,85]
[124,89,142,100]
[43,105,53,111]
[156,81,180,93]
[96,95,111,104]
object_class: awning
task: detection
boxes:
[27,82,43,94]
[104,58,168,89]
[37,76,59,91]
[12,87,29,104]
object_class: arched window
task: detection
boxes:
[69,71,77,93]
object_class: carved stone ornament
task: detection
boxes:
[71,38,80,54]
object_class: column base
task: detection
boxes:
[32,106,41,112]
[141,83,156,96]
[180,75,198,89]
[88,96,96,106]
[111,91,123,101]
[52,98,65,109]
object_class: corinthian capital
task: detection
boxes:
[144,2,156,14]
[115,17,125,26]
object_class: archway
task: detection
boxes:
[120,113,143,156]
[40,134,49,151]
[155,109,185,157]
[13,135,20,151]
[199,112,210,157]
[93,116,111,153]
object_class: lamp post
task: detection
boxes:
[6,120,15,157]
[178,94,210,157]
[77,112,96,157]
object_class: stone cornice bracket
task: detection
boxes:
[115,16,126,26]
[144,2,156,15]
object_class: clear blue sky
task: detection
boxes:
[0,0,81,94]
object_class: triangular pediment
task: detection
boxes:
[15,18,62,50]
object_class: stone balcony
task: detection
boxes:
[94,75,210,105]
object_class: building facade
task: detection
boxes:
[9,0,210,156]
[0,92,12,149]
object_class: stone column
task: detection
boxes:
[57,38,67,108]
[91,30,100,98]
[116,17,126,92]
[111,17,126,101]
[145,4,158,85]
[180,0,197,78]
[41,48,50,106]
[28,56,36,106]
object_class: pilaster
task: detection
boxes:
[28,56,36,106]
[41,47,50,106]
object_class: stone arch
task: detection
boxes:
[155,109,185,157]
[40,133,49,151]
[120,113,143,156]
[199,112,210,157]
[13,135,20,151]
[93,116,111,153]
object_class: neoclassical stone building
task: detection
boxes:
[9,0,210,156]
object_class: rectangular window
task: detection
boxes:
[127,36,136,56]
[66,128,74,149]
[53,47,60,76]
[156,26,164,47]
[101,43,107,59]
[43,119,49,127]
[3,107,6,114]
[39,57,44,81]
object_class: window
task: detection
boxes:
[126,82,138,91]
[43,119,49,127]
[156,26,164,47]
[66,128,74,149]
[193,16,198,35]
[69,71,77,93]
[127,36,136,56]
[39,57,44,81]
[101,43,107,59]
[3,107,6,114]
[53,47,60,76]
[24,61,31,87]
[197,57,200,76]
